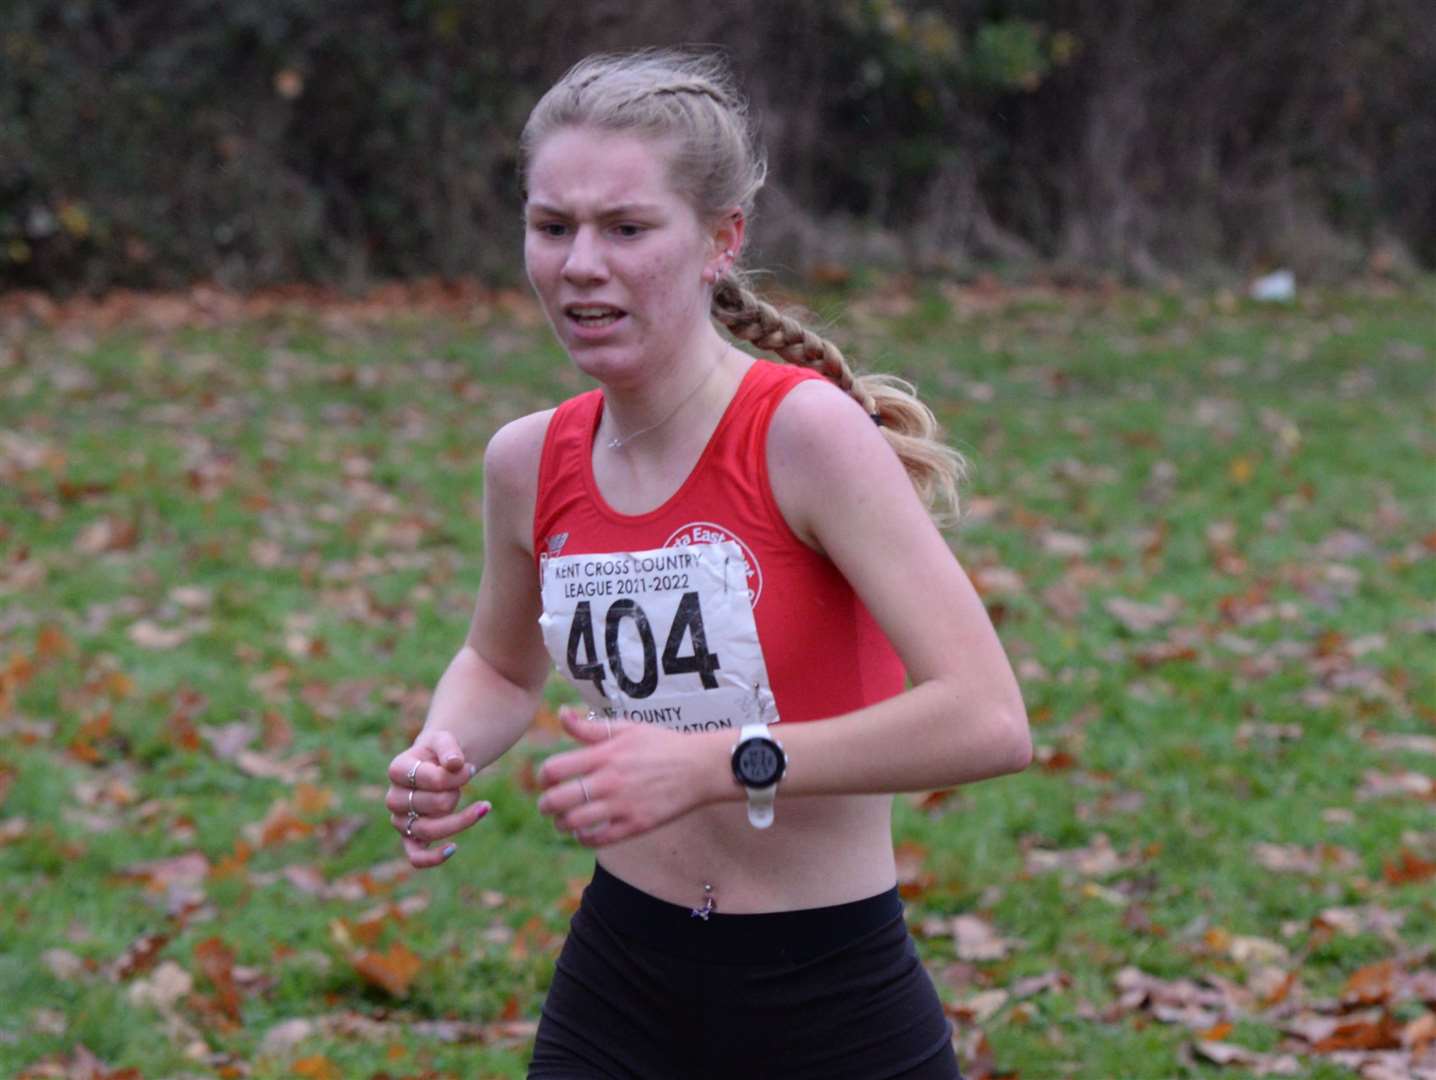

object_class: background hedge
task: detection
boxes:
[4,0,1434,292]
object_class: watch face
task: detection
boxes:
[733,738,784,786]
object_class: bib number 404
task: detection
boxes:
[567,592,721,700]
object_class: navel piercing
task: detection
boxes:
[691,881,717,920]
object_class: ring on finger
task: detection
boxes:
[407,787,417,812]
[404,809,420,838]
[579,776,591,803]
[406,760,421,789]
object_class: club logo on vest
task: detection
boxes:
[663,521,763,605]
[538,531,570,587]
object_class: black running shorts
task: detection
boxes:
[528,864,963,1079]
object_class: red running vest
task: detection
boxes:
[532,359,905,730]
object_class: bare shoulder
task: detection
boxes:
[480,408,555,553]
[466,409,556,681]
[766,377,916,549]
[484,409,555,496]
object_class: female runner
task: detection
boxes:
[384,49,1031,1079]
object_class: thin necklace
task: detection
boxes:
[604,362,719,451]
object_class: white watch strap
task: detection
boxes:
[746,782,777,829]
[739,723,779,829]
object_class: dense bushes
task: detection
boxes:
[3,0,1433,292]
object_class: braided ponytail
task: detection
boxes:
[712,277,965,525]
[523,49,966,525]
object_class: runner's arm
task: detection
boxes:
[420,411,554,767]
[695,378,1031,799]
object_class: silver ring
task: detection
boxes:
[579,777,591,803]
[404,809,419,838]
[405,761,421,789]
[407,788,417,812]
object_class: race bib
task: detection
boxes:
[538,542,777,733]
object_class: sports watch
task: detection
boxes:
[730,723,787,829]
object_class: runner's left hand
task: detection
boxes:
[536,707,721,846]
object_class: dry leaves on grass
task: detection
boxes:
[1253,841,1361,874]
[1359,770,1436,800]
[1383,849,1436,885]
[1105,594,1183,633]
[257,1008,540,1063]
[13,1043,148,1080]
[894,839,938,899]
[1023,833,1140,878]
[1310,905,1407,944]
[950,915,1024,962]
[351,942,423,997]
[918,913,1024,963]
[1117,953,1436,1078]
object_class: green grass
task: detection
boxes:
[2,279,1434,1079]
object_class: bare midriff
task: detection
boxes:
[596,791,897,914]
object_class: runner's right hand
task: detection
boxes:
[385,729,491,869]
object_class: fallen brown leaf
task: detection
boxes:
[1312,905,1406,943]
[910,787,962,813]
[1344,960,1398,1007]
[1366,731,1436,755]
[41,948,89,981]
[352,942,423,997]
[200,721,257,760]
[234,748,321,783]
[949,988,1009,1024]
[1191,1038,1302,1075]
[1312,1012,1404,1052]
[1405,1011,1436,1054]
[1025,833,1135,877]
[951,914,1022,962]
[117,851,211,890]
[1383,849,1436,885]
[1225,934,1290,968]
[1114,966,1233,1031]
[1252,841,1359,874]
[74,515,139,554]
[1255,969,1299,1008]
[1132,636,1200,667]
[509,915,564,962]
[0,817,30,844]
[244,798,314,847]
[894,840,936,899]
[194,937,242,1023]
[1105,594,1182,633]
[1041,580,1087,621]
[1010,970,1069,998]
[107,930,170,980]
[1358,769,1435,799]
[971,565,1026,598]
[291,1054,343,1080]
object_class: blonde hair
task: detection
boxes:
[522,49,966,524]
